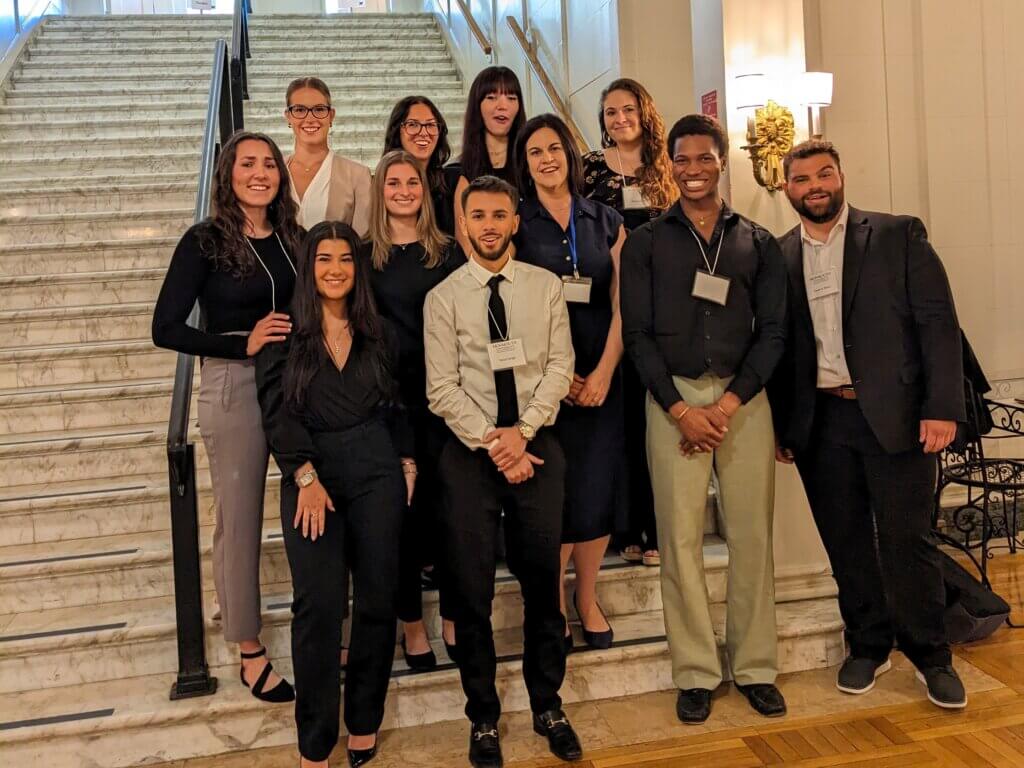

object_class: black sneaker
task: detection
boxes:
[836,656,892,694]
[915,665,967,709]
[468,721,503,768]
[532,709,583,762]
[675,688,712,724]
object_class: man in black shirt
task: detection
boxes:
[621,114,787,724]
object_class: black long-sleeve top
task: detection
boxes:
[367,240,464,412]
[620,202,787,410]
[152,223,297,359]
[254,322,413,480]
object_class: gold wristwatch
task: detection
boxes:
[296,469,317,488]
[516,421,536,441]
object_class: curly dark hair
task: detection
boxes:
[284,221,392,408]
[383,95,452,194]
[666,114,729,160]
[197,131,303,277]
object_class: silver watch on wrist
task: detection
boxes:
[296,468,317,488]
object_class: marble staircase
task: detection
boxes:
[0,12,842,768]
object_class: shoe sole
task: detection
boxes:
[836,659,892,695]
[915,671,967,709]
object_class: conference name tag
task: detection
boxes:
[808,268,840,299]
[692,269,731,306]
[488,338,526,371]
[561,275,593,304]
[622,184,648,210]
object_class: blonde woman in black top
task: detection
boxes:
[152,131,303,704]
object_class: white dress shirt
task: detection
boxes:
[424,256,575,449]
[288,150,334,230]
[801,204,852,388]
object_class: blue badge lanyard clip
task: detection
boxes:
[567,200,580,279]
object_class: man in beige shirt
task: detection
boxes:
[424,175,581,768]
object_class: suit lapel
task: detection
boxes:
[843,207,871,323]
[781,231,813,330]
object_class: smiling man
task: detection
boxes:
[620,114,788,724]
[769,140,967,709]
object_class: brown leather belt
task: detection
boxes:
[819,385,858,400]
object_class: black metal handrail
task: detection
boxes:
[165,0,252,702]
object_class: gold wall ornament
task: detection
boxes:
[741,99,795,192]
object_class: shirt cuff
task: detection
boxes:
[651,378,684,413]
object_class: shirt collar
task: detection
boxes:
[800,203,849,247]
[665,199,735,227]
[466,252,517,286]
[520,193,598,222]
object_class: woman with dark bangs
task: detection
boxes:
[256,221,413,768]
[451,65,525,254]
[583,77,677,569]
[152,131,302,706]
[382,95,456,236]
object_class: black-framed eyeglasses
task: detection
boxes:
[401,119,440,137]
[287,104,332,119]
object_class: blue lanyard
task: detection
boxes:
[567,199,579,278]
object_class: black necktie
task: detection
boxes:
[487,275,519,427]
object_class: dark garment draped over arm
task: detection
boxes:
[255,339,319,481]
[382,322,416,459]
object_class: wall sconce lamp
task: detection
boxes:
[733,71,834,191]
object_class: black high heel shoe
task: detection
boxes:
[239,647,295,703]
[573,592,614,650]
[401,636,437,672]
[347,732,379,767]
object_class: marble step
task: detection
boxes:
[0,600,844,768]
[0,268,165,310]
[0,237,177,276]
[0,150,202,179]
[0,180,197,216]
[0,339,174,389]
[38,27,444,44]
[45,13,434,30]
[0,209,190,245]
[28,37,448,55]
[0,301,158,349]
[0,377,185,434]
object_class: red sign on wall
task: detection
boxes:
[701,90,718,119]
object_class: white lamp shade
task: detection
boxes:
[801,71,833,106]
[733,73,766,110]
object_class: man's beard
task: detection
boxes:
[790,186,845,224]
[468,231,513,262]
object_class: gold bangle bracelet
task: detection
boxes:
[675,405,691,421]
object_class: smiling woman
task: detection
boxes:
[283,77,373,235]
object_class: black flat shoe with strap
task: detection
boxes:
[240,647,295,703]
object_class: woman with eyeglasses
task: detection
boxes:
[366,150,464,671]
[284,76,372,235]
[257,220,412,768]
[152,131,303,707]
[382,95,456,237]
[451,66,525,254]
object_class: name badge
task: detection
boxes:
[488,338,527,371]
[622,184,648,210]
[692,269,731,306]
[561,275,593,304]
[808,268,840,300]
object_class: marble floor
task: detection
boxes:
[144,550,1024,768]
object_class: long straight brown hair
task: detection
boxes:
[368,150,451,271]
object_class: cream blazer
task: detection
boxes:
[286,152,372,237]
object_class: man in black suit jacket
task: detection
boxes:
[768,140,967,709]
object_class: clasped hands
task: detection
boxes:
[566,366,613,408]
[672,392,741,456]
[485,427,543,485]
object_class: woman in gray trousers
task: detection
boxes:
[153,131,303,703]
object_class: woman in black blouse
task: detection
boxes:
[367,150,463,670]
[583,78,677,567]
[152,131,302,705]
[382,95,456,237]
[452,66,525,254]
[256,221,413,768]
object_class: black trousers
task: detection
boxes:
[795,395,950,669]
[438,431,567,723]
[397,406,451,623]
[280,419,404,762]
[621,357,657,549]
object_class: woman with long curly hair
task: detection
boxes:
[256,221,412,768]
[582,78,677,568]
[152,131,303,706]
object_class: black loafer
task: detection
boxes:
[675,688,712,724]
[532,709,583,762]
[736,682,787,717]
[346,732,378,768]
[469,721,503,768]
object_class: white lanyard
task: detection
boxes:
[688,225,724,275]
[246,232,296,312]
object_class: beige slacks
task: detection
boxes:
[647,374,778,690]
[198,355,269,643]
